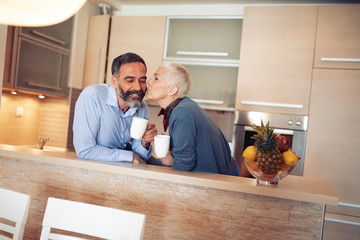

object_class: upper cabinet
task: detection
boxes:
[165,17,241,63]
[20,18,73,50]
[106,16,167,84]
[3,17,73,96]
[164,17,243,109]
[314,6,360,70]
[83,15,111,88]
[235,6,318,115]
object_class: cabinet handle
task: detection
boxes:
[321,57,360,63]
[27,82,62,91]
[193,99,224,105]
[31,30,66,46]
[97,47,103,84]
[176,51,229,57]
[241,101,303,109]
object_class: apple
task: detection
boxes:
[275,135,290,153]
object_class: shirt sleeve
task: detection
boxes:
[72,89,133,162]
[170,109,197,171]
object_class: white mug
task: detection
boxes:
[130,116,148,139]
[154,135,170,158]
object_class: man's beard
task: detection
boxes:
[117,86,145,108]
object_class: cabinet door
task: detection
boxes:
[235,6,317,115]
[14,37,69,96]
[20,17,73,50]
[314,6,360,70]
[106,16,166,83]
[165,18,242,61]
[304,69,360,205]
[83,15,110,88]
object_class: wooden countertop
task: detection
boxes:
[0,144,338,206]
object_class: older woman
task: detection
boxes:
[146,62,239,176]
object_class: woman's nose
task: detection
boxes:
[147,78,153,87]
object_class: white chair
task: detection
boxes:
[0,188,31,240]
[40,197,146,240]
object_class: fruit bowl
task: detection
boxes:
[242,156,298,186]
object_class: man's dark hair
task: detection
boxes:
[111,52,147,77]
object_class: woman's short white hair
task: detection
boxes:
[161,62,192,98]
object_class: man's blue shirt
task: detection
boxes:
[73,84,152,162]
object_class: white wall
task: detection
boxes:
[0,25,7,107]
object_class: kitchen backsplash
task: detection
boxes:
[0,91,40,145]
[0,91,71,148]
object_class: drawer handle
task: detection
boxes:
[241,101,303,109]
[321,57,360,63]
[31,30,66,46]
[176,51,229,57]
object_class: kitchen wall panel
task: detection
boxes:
[0,92,40,146]
[38,96,70,148]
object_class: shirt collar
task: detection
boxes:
[158,97,183,131]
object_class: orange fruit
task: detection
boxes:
[262,172,277,179]
[248,161,259,171]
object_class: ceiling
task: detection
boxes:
[88,0,360,10]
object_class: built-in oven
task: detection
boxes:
[232,110,308,177]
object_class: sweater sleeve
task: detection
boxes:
[170,109,197,171]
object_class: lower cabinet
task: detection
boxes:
[304,68,360,211]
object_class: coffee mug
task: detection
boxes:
[154,135,170,158]
[130,116,148,139]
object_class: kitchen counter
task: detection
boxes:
[0,144,338,239]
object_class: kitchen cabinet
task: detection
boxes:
[105,16,166,84]
[235,6,317,115]
[20,17,73,50]
[83,15,110,88]
[314,6,360,70]
[304,68,360,234]
[164,17,242,109]
[2,18,73,97]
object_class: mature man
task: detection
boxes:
[146,62,239,175]
[73,52,157,163]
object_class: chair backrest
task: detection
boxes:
[0,188,31,240]
[40,197,146,240]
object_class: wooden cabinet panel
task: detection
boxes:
[235,6,317,115]
[106,16,166,83]
[83,15,110,88]
[304,69,360,205]
[314,6,360,70]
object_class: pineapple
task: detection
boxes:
[251,120,283,176]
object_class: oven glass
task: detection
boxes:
[243,130,293,151]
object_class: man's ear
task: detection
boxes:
[111,75,117,89]
[168,85,179,96]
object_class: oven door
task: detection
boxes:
[232,125,306,177]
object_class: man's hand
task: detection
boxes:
[132,152,147,164]
[161,152,173,167]
[141,123,157,149]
